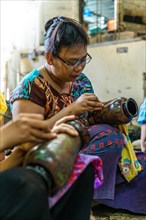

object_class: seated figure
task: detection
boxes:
[0,113,102,220]
[9,16,146,216]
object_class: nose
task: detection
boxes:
[73,63,85,72]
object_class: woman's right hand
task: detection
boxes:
[71,93,104,115]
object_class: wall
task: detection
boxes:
[119,0,146,34]
[1,0,79,96]
[39,1,79,45]
[2,0,145,105]
[84,39,146,106]
[122,0,146,23]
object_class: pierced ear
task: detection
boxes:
[45,53,53,65]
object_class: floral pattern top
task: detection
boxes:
[10,69,95,126]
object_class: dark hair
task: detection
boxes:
[44,16,89,56]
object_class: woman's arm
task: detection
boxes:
[46,93,103,128]
[12,99,45,119]
[12,99,75,129]
[12,93,103,129]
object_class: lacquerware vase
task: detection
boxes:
[23,120,90,194]
[93,97,138,125]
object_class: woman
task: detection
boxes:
[0,113,99,220]
[10,16,146,215]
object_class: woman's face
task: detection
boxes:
[49,44,88,82]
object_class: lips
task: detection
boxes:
[70,75,79,79]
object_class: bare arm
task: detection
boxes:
[0,117,4,127]
[0,148,26,171]
[12,99,45,119]
[0,113,57,151]
[12,99,75,129]
[0,113,56,171]
[46,93,104,128]
[141,123,146,153]
[0,114,78,171]
[12,93,103,129]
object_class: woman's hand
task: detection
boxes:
[71,93,104,115]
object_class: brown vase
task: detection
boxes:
[93,97,138,125]
[23,120,90,194]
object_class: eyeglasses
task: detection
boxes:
[57,53,92,69]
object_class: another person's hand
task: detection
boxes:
[18,115,78,152]
[1,114,79,153]
[0,113,56,151]
[71,93,103,115]
[51,115,78,136]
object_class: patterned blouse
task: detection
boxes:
[10,69,95,126]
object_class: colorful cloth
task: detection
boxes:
[81,123,125,200]
[137,98,146,124]
[118,124,142,182]
[49,154,103,208]
[97,152,146,214]
[0,92,7,120]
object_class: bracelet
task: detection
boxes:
[26,165,53,191]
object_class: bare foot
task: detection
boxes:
[90,210,96,220]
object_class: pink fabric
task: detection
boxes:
[49,153,103,208]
